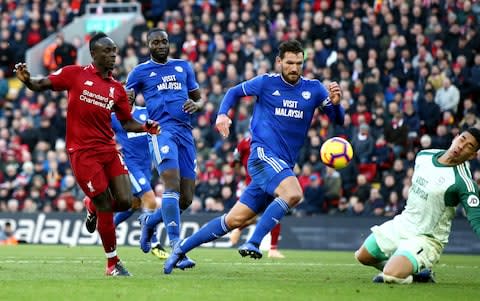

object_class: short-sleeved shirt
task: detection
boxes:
[48,64,132,153]
[126,59,199,135]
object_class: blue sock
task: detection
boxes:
[179,214,229,253]
[114,209,134,226]
[151,226,159,246]
[157,190,181,244]
[145,207,163,227]
[248,198,289,246]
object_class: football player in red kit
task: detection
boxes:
[14,32,160,276]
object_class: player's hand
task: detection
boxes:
[14,63,30,83]
[215,114,232,138]
[328,81,342,105]
[143,119,161,135]
[183,99,203,114]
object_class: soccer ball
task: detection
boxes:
[320,137,353,169]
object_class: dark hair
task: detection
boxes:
[467,127,480,150]
[278,40,303,59]
[147,28,167,42]
[89,32,108,52]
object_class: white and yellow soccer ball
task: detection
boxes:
[320,137,354,169]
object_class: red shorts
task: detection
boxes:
[69,148,129,198]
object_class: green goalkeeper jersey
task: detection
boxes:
[392,150,480,244]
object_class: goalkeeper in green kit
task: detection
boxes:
[355,127,480,284]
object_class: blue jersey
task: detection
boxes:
[219,74,344,167]
[111,106,150,166]
[126,59,199,133]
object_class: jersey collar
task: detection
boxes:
[87,64,113,79]
[150,58,169,65]
[280,74,302,87]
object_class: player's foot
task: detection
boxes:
[151,245,170,259]
[175,255,196,270]
[413,268,436,283]
[164,240,185,274]
[138,213,154,253]
[105,261,132,276]
[268,249,285,259]
[238,242,262,259]
[83,197,97,234]
[372,273,384,283]
[229,228,241,246]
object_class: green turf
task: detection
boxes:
[0,245,479,301]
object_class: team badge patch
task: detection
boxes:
[302,91,311,100]
[161,145,170,154]
[467,195,480,207]
[175,66,183,72]
[435,176,445,185]
[139,114,147,121]
[139,178,147,185]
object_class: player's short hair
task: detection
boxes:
[89,32,108,52]
[278,40,304,59]
[147,28,167,42]
[466,127,480,150]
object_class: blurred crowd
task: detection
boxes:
[1,0,480,219]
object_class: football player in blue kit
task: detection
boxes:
[164,40,345,274]
[126,29,205,269]
[111,103,169,260]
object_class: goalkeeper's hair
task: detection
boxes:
[89,32,108,52]
[278,40,303,59]
[466,127,480,150]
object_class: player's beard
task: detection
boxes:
[283,71,300,85]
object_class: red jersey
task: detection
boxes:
[234,136,252,185]
[48,64,132,153]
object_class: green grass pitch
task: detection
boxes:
[0,245,479,301]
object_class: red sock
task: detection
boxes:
[83,196,97,214]
[96,211,118,267]
[270,223,281,250]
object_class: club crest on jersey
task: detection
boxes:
[302,91,311,100]
[467,195,479,207]
[86,181,95,193]
[109,87,115,98]
[161,145,170,154]
[139,113,147,121]
[435,176,445,185]
[175,66,183,72]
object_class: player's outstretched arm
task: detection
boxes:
[14,63,53,92]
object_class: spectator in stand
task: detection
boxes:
[435,77,460,114]
[351,123,375,164]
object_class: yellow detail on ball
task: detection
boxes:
[320,137,354,169]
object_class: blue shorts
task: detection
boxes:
[125,159,152,198]
[246,145,295,195]
[149,130,196,179]
[239,184,275,214]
